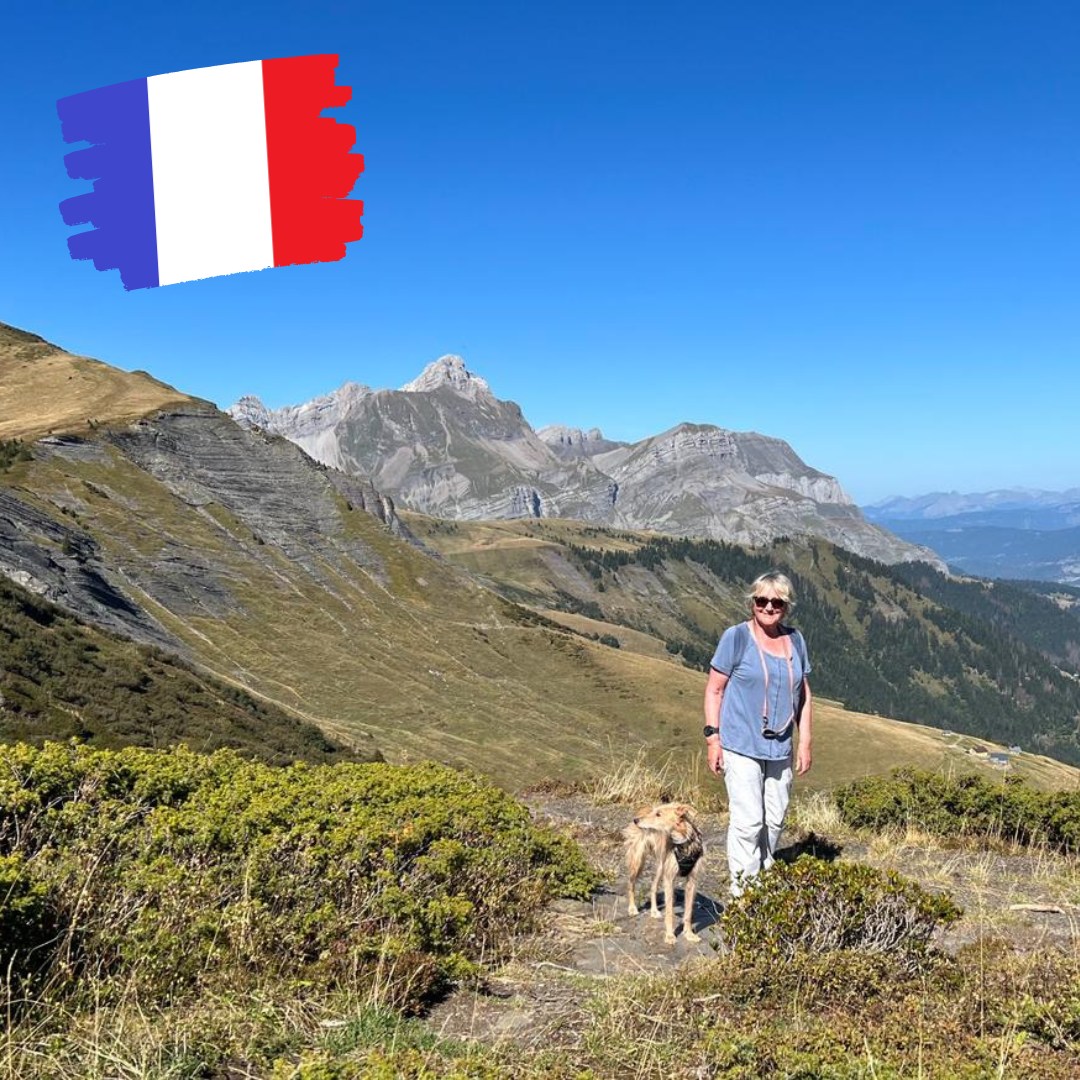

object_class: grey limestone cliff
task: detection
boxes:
[229,356,943,568]
[537,425,626,459]
[0,407,410,653]
[0,472,179,650]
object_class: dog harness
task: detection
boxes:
[673,831,704,877]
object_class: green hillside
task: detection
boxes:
[2,424,702,786]
[888,565,1080,668]
[406,516,1080,767]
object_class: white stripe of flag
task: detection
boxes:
[147,61,274,286]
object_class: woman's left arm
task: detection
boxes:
[795,679,813,776]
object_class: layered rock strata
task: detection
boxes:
[232,357,943,568]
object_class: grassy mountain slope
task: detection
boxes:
[0,573,371,765]
[405,514,1080,768]
[6,419,1075,791]
[2,420,698,787]
[0,322,196,442]
[2,321,1077,790]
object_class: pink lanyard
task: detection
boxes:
[747,620,795,734]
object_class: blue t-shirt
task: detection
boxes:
[710,622,811,761]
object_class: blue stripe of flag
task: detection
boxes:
[57,78,159,290]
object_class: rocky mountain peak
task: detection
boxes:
[400,355,492,401]
[336,380,370,399]
[537,424,625,460]
[538,425,607,447]
[227,352,942,569]
[229,394,271,428]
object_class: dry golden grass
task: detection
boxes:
[0,338,195,442]
[535,609,674,663]
[582,746,710,807]
[808,697,1077,792]
[787,789,849,836]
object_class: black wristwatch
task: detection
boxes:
[703,725,719,739]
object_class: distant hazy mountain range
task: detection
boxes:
[230,355,940,568]
[865,489,1080,584]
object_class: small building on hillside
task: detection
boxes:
[988,752,1010,768]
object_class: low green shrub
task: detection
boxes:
[0,438,32,471]
[834,768,1080,851]
[0,852,58,988]
[719,857,960,971]
[0,742,599,1010]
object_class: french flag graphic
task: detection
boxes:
[57,55,364,290]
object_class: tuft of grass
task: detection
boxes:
[0,983,495,1080]
[580,746,719,811]
[786,790,848,837]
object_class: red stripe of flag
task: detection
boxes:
[262,55,364,268]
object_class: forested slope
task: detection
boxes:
[411,518,1080,765]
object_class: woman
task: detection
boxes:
[703,571,812,897]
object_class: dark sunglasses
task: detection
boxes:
[753,596,787,610]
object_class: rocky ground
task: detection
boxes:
[425,793,1080,1053]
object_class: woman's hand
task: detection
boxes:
[707,739,724,776]
[796,741,812,776]
[703,667,728,778]
[795,679,813,776]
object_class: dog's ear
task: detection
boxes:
[674,803,689,818]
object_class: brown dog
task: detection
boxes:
[624,802,703,944]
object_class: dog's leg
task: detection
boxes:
[626,833,644,916]
[662,856,677,944]
[683,865,701,943]
[649,845,665,920]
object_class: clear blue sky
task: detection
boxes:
[2,1,1078,503]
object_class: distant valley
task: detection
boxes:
[866,489,1080,584]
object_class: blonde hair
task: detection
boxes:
[746,571,795,611]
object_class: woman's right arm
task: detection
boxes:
[704,667,728,775]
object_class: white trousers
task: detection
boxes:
[723,749,793,896]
